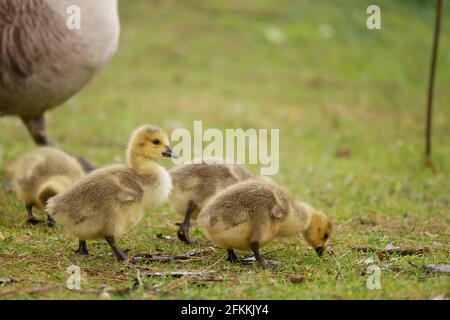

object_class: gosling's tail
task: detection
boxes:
[38,175,70,207]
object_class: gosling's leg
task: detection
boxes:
[72,154,96,173]
[250,241,266,265]
[105,236,127,261]
[26,204,40,225]
[227,249,239,263]
[21,113,96,173]
[75,240,89,255]
[177,200,197,244]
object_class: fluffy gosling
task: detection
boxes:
[197,179,333,266]
[13,147,85,226]
[169,158,253,244]
[47,125,176,261]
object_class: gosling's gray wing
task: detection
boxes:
[50,165,144,219]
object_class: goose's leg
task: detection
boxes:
[177,200,197,244]
[227,249,239,263]
[46,215,56,227]
[21,113,52,145]
[75,240,89,255]
[26,204,40,225]
[105,236,127,261]
[21,113,96,173]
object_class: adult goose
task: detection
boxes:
[0,0,120,171]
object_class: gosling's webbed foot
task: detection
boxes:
[75,240,89,255]
[227,249,239,263]
[115,251,128,262]
[177,227,195,245]
[46,216,56,227]
[249,241,279,268]
[105,236,128,262]
[177,200,197,245]
[27,217,41,225]
[260,259,279,269]
[25,204,40,225]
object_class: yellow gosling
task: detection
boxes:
[47,125,175,261]
[13,147,84,226]
[197,179,333,266]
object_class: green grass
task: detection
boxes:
[0,0,449,299]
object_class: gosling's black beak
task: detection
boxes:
[315,246,324,257]
[162,146,178,158]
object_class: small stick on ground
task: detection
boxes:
[131,247,216,264]
[352,247,431,256]
[425,0,443,169]
[327,248,343,280]
[202,253,227,271]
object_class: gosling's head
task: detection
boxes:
[302,210,333,257]
[127,125,177,164]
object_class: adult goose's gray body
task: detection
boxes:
[0,0,120,170]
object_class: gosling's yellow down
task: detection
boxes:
[169,158,253,244]
[197,179,333,266]
[13,147,84,226]
[47,125,176,261]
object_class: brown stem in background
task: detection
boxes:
[425,0,443,168]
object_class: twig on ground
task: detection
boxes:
[263,245,292,256]
[202,253,227,271]
[327,248,343,280]
[131,246,216,264]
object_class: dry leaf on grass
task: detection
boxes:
[352,246,431,256]
[286,275,306,284]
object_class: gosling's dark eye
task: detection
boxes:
[152,139,161,145]
[323,233,329,240]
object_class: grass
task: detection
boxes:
[0,0,449,299]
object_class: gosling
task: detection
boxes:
[169,158,253,244]
[46,125,176,261]
[197,179,333,266]
[13,147,85,226]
